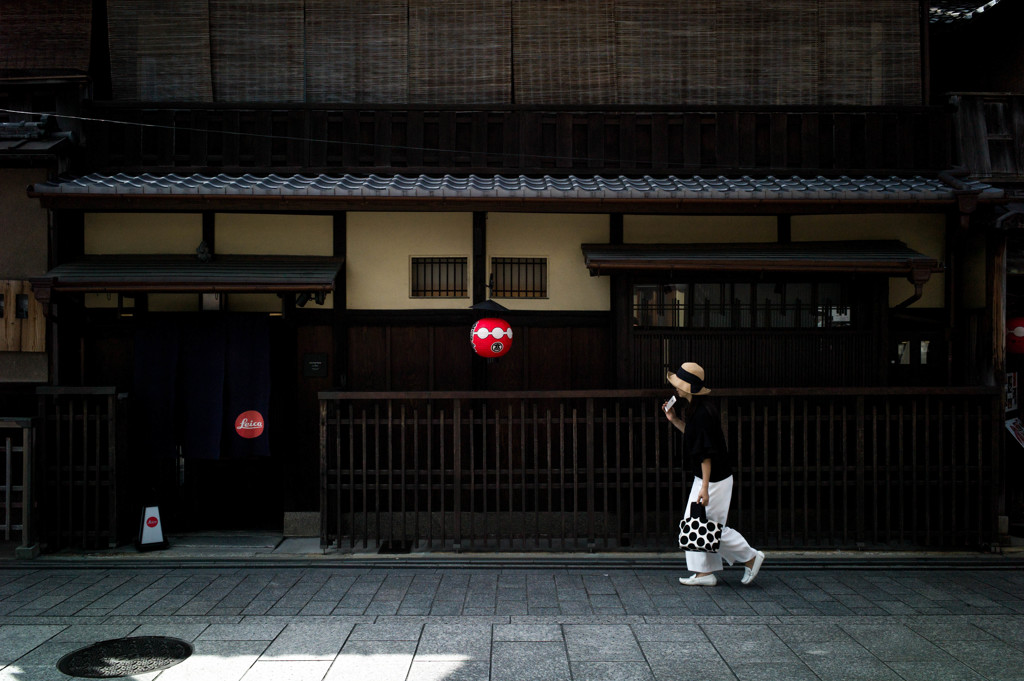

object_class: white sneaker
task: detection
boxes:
[741,551,765,585]
[679,573,718,586]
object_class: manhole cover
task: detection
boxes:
[56,636,193,678]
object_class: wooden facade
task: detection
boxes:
[3,2,1019,552]
[84,103,952,177]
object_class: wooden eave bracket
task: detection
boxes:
[938,167,983,229]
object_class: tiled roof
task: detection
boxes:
[930,0,1002,23]
[31,172,1002,201]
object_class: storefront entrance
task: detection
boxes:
[131,312,286,533]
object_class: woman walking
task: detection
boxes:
[663,362,764,586]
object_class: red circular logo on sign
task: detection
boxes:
[235,410,265,439]
[146,516,158,528]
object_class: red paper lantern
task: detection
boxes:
[471,318,513,358]
[1009,317,1024,355]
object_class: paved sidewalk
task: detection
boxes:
[2,558,1024,681]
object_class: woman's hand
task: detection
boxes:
[697,484,710,506]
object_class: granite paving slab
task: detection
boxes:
[3,563,1024,679]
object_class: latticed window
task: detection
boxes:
[491,257,547,298]
[632,281,853,329]
[410,257,468,298]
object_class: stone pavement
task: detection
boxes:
[2,555,1024,681]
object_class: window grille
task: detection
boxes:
[491,257,547,298]
[410,257,468,298]
[632,280,853,329]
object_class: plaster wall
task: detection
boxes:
[216,214,333,255]
[0,169,48,278]
[84,213,202,254]
[623,215,777,243]
[347,212,473,310]
[791,213,947,309]
[487,213,609,311]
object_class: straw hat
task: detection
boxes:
[667,362,711,396]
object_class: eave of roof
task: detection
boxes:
[581,241,941,277]
[27,172,1003,213]
[29,256,342,298]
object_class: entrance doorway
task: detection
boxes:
[131,313,288,533]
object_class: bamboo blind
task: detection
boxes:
[0,0,91,73]
[409,1,512,105]
[98,0,923,106]
[210,0,305,103]
[305,0,408,103]
[614,0,718,105]
[717,0,820,106]
[107,0,213,101]
[821,0,922,105]
[513,0,617,105]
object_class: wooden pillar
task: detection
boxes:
[472,212,487,390]
[333,212,347,388]
[988,228,1007,389]
[944,211,959,385]
[608,214,629,388]
[49,210,84,386]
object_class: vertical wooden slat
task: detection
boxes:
[559,405,567,549]
[318,400,327,547]
[518,401,527,549]
[586,398,595,551]
[439,408,446,547]
[342,404,350,548]
[505,404,513,549]
[639,402,648,545]
[533,404,540,549]
[4,435,11,540]
[360,407,368,549]
[546,407,554,549]
[467,404,475,550]
[775,402,782,542]
[386,401,394,548]
[571,407,579,550]
[627,406,635,548]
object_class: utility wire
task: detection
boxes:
[0,107,579,167]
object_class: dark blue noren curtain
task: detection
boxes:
[178,315,226,460]
[223,313,271,458]
[133,317,181,460]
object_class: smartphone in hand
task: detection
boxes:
[663,395,677,412]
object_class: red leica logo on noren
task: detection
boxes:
[234,410,265,438]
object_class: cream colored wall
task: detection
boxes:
[347,212,473,309]
[216,214,333,255]
[487,213,609,311]
[792,214,947,308]
[624,215,777,243]
[149,294,197,312]
[84,213,202,254]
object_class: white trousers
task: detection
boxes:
[684,475,757,574]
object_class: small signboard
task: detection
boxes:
[303,353,328,378]
[1006,418,1024,450]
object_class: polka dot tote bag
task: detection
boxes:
[678,501,722,552]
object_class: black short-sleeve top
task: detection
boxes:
[682,400,733,483]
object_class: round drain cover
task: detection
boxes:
[57,636,193,678]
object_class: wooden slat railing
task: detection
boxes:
[36,388,126,551]
[320,388,1002,552]
[0,417,35,550]
[84,104,953,176]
